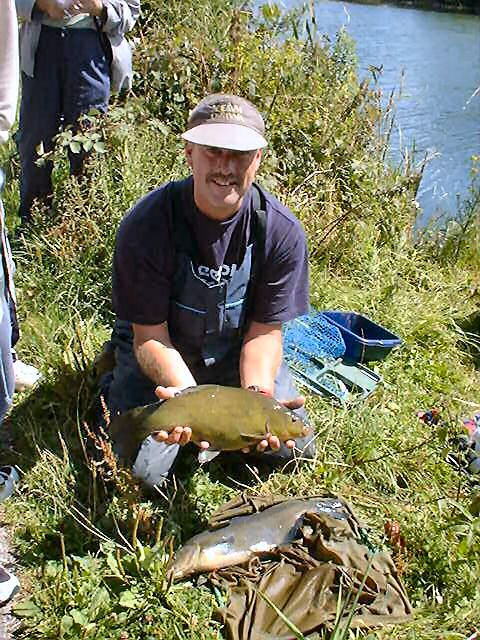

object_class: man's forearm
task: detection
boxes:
[240,323,282,395]
[134,338,196,390]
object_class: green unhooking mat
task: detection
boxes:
[203,493,412,639]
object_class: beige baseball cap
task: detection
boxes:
[181,94,267,151]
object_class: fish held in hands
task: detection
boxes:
[109,384,309,461]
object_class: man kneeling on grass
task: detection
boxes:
[103,94,316,485]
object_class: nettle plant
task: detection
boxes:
[35,109,107,171]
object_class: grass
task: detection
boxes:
[0,0,479,637]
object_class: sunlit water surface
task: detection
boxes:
[281,0,480,222]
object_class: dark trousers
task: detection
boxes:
[18,25,110,222]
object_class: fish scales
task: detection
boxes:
[109,384,308,460]
[170,497,348,580]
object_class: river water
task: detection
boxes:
[283,0,480,222]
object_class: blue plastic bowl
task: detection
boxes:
[321,311,402,363]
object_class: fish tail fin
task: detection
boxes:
[108,412,129,440]
[108,405,158,461]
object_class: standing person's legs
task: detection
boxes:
[17,27,63,223]
[62,28,110,177]
[0,233,14,424]
[18,27,110,223]
[0,230,20,604]
[0,296,13,424]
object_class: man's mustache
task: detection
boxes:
[208,174,237,183]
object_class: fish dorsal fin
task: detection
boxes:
[178,385,214,396]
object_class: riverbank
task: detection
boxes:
[0,0,479,638]
[306,0,480,222]
[344,0,480,14]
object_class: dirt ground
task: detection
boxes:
[0,518,19,640]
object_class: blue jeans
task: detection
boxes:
[18,25,110,222]
[0,200,14,424]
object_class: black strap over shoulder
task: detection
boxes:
[169,180,199,256]
[250,182,267,274]
[245,182,267,323]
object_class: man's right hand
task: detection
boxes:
[36,0,68,20]
[152,385,210,450]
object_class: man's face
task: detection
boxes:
[185,143,262,220]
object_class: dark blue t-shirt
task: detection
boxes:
[112,176,309,326]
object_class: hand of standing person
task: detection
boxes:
[35,0,70,20]
[68,0,104,17]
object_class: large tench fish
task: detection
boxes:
[170,497,348,580]
[109,384,309,461]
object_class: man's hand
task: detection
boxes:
[152,385,210,450]
[242,393,307,453]
[36,0,67,20]
[68,0,104,17]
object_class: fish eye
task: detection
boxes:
[291,415,298,422]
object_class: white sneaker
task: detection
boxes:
[13,359,42,392]
[0,466,19,503]
[0,565,20,603]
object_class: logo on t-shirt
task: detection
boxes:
[191,261,238,287]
